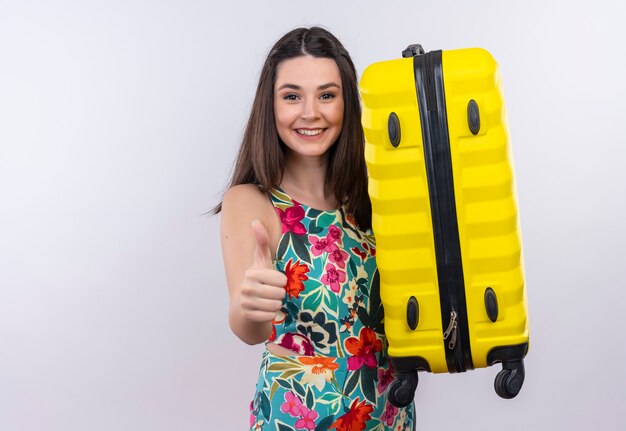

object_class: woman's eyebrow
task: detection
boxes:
[276,83,302,91]
[318,82,341,90]
[276,82,341,91]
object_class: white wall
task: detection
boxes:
[1,0,624,429]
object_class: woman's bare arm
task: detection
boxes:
[220,184,286,345]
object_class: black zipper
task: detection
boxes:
[412,51,473,373]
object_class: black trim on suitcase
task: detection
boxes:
[412,51,474,373]
[486,342,529,366]
[390,355,432,373]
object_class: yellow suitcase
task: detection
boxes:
[360,44,529,406]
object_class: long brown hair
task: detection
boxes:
[213,27,371,230]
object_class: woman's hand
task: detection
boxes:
[238,220,287,323]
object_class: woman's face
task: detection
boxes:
[274,55,344,160]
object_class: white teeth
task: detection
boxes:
[296,129,323,136]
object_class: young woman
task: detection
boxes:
[217,27,415,431]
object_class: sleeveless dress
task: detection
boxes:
[248,187,416,431]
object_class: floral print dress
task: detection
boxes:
[248,187,415,431]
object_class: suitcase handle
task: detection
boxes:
[402,44,425,58]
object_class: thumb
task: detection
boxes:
[251,220,273,268]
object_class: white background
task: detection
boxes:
[1,0,625,430]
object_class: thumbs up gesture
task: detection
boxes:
[239,220,288,323]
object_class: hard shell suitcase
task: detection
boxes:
[360,45,529,407]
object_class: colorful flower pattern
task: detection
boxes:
[330,398,375,431]
[345,327,383,371]
[284,259,310,299]
[321,263,347,293]
[276,202,307,235]
[249,188,415,431]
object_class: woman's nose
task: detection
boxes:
[300,98,320,121]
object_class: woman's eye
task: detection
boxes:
[283,93,299,101]
[320,92,335,100]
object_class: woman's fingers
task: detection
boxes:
[240,295,283,313]
[244,268,287,294]
[241,309,281,323]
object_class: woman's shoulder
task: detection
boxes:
[222,183,271,211]
[223,183,264,201]
[221,184,277,225]
[221,184,282,253]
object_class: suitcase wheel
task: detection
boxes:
[387,371,418,408]
[494,360,525,399]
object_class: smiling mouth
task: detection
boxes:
[295,128,325,136]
